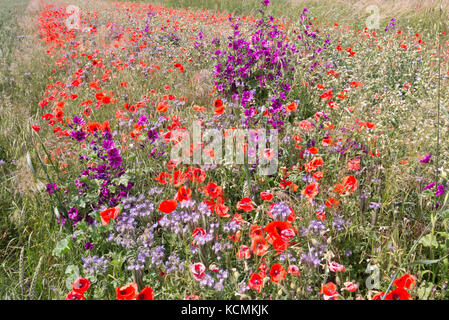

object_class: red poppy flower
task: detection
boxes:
[286,102,297,112]
[215,105,225,115]
[100,207,121,226]
[260,191,273,201]
[286,208,297,223]
[302,182,319,200]
[136,286,154,300]
[342,175,358,194]
[342,281,359,292]
[311,157,323,167]
[237,197,255,212]
[264,221,294,244]
[258,263,268,278]
[313,171,323,180]
[32,125,41,132]
[321,282,339,299]
[155,172,168,185]
[372,291,385,300]
[190,263,206,281]
[83,107,92,117]
[65,290,85,300]
[204,182,223,199]
[158,199,178,213]
[95,92,105,101]
[236,245,251,259]
[251,235,269,256]
[228,231,241,243]
[116,282,138,300]
[157,104,168,112]
[271,237,290,253]
[190,168,206,183]
[334,183,345,194]
[288,265,301,276]
[249,225,264,238]
[269,263,287,283]
[192,227,206,246]
[264,221,295,254]
[215,198,230,218]
[347,158,361,171]
[176,185,192,202]
[384,287,412,300]
[328,262,345,272]
[325,198,340,208]
[185,294,200,300]
[232,213,243,224]
[214,99,223,108]
[72,277,90,293]
[366,122,376,129]
[87,122,102,133]
[316,210,326,221]
[170,170,187,187]
[393,274,416,290]
[102,96,112,104]
[248,273,264,293]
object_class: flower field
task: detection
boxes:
[1,0,449,300]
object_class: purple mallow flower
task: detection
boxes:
[46,183,58,194]
[436,184,445,197]
[420,154,432,163]
[423,182,436,191]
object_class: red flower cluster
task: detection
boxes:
[372,274,416,300]
[116,282,155,300]
[65,277,90,300]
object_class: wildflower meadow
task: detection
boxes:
[1,0,449,302]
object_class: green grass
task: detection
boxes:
[0,0,68,299]
[138,0,446,35]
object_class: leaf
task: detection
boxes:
[52,237,71,257]
[437,232,449,239]
[65,265,79,290]
[115,174,130,186]
[26,152,35,176]
[419,234,439,248]
[417,281,434,300]
[65,264,79,276]
[54,207,60,219]
[409,259,440,265]
[440,209,449,220]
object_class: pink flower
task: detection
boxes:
[190,262,206,281]
[328,261,345,272]
[287,265,301,276]
[342,281,359,292]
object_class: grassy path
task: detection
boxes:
[0,0,67,299]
